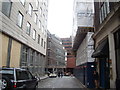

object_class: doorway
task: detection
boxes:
[114,29,120,89]
[99,58,110,88]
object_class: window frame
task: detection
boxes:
[20,45,28,67]
[17,11,24,28]
[99,1,110,23]
[19,0,25,6]
[36,0,39,8]
[38,34,40,44]
[30,50,34,66]
[41,26,44,33]
[26,22,31,35]
[44,41,46,49]
[41,38,43,47]
[33,29,36,40]
[16,70,29,80]
[34,13,38,24]
[39,20,41,29]
[40,7,42,16]
[2,0,12,18]
[28,3,33,16]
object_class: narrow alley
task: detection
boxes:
[38,76,84,88]
[1,0,120,90]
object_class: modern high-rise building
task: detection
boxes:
[0,0,49,75]
[61,37,76,74]
[46,31,66,73]
[72,0,95,88]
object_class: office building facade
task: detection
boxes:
[61,37,76,74]
[0,0,49,75]
[46,31,66,73]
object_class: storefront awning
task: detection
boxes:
[92,39,108,58]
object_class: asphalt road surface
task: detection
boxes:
[38,76,84,89]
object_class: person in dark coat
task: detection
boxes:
[58,70,61,78]
[60,71,63,78]
[93,71,99,88]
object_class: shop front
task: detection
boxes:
[92,38,110,89]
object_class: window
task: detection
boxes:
[99,1,110,23]
[42,26,44,33]
[27,71,33,79]
[38,34,40,44]
[36,0,39,8]
[0,70,14,80]
[41,38,43,47]
[17,12,23,28]
[44,41,46,49]
[65,46,72,49]
[28,3,32,16]
[16,70,29,80]
[40,7,42,15]
[43,14,45,19]
[44,2,46,6]
[2,0,12,17]
[21,45,28,66]
[33,29,36,40]
[39,20,41,29]
[30,50,34,66]
[34,13,37,23]
[26,22,31,35]
[20,0,25,5]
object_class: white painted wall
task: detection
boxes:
[76,32,95,66]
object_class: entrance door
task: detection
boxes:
[114,29,120,89]
[99,58,110,89]
[99,39,110,89]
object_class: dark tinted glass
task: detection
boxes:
[2,0,12,17]
[16,70,29,80]
[0,69,14,80]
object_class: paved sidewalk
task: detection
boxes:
[40,75,49,80]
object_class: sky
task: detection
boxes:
[47,0,74,38]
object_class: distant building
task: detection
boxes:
[72,0,95,88]
[61,37,76,74]
[46,31,66,73]
[0,0,49,75]
[92,1,120,89]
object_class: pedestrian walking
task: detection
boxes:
[93,71,99,88]
[58,70,61,78]
[60,71,63,78]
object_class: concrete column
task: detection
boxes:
[41,55,44,75]
[27,48,31,66]
[7,38,12,67]
[27,48,32,72]
[38,53,41,74]
[39,54,42,75]
[20,45,23,67]
[0,33,2,67]
[33,51,37,73]
[108,33,117,88]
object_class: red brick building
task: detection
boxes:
[61,37,76,74]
